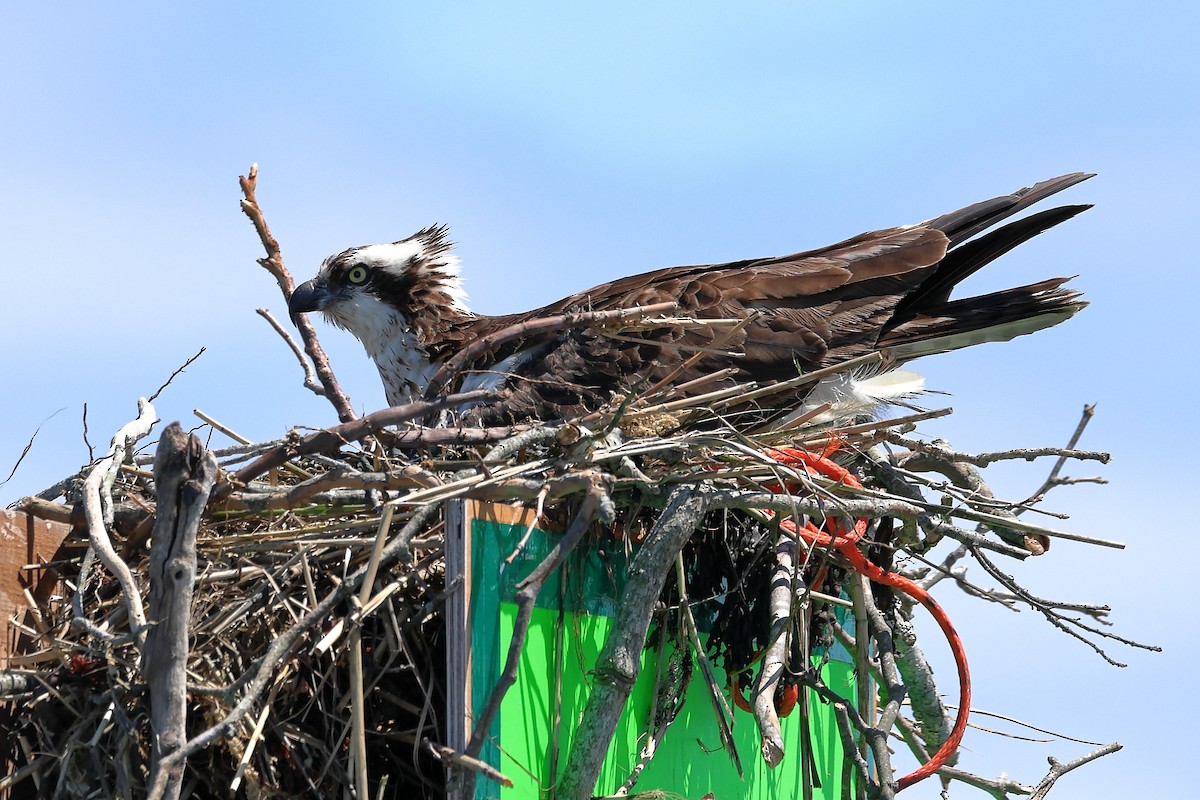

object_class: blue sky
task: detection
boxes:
[2,3,1195,797]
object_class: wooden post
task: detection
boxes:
[144,423,217,800]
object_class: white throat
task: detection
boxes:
[323,293,437,406]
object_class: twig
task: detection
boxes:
[239,164,357,422]
[969,546,1160,665]
[460,474,611,799]
[257,308,325,397]
[557,484,709,800]
[228,679,279,795]
[223,389,500,490]
[348,503,396,797]
[1029,742,1123,799]
[717,351,886,410]
[701,488,1033,559]
[193,408,312,480]
[1,408,65,488]
[886,433,1109,468]
[82,401,95,463]
[1019,403,1099,509]
[424,739,513,789]
[148,346,207,403]
[636,311,758,399]
[674,551,741,773]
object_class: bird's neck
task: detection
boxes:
[369,319,438,407]
[325,293,477,406]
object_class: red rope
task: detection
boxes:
[764,447,970,792]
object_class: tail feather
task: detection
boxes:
[890,203,1091,320]
[881,278,1087,360]
[928,172,1094,246]
[878,173,1092,361]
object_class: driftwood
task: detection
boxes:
[144,423,218,800]
[79,397,158,649]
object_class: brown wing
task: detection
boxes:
[453,174,1090,422]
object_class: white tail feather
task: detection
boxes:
[772,368,927,429]
[852,369,926,403]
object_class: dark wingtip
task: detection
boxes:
[931,172,1096,246]
[1017,172,1095,200]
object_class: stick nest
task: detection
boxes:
[2,367,1125,800]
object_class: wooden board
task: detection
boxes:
[0,509,73,668]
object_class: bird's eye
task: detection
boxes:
[347,266,368,284]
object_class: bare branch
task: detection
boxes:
[1,408,65,488]
[148,346,207,403]
[1019,403,1100,509]
[145,424,218,800]
[256,308,325,396]
[1030,742,1123,800]
[222,389,502,490]
[751,533,792,766]
[558,484,709,800]
[460,474,611,799]
[79,397,158,649]
[239,164,357,423]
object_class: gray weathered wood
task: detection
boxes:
[144,422,218,800]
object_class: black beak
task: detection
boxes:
[289,279,330,320]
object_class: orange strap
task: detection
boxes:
[764,447,970,792]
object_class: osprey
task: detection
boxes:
[289,174,1090,426]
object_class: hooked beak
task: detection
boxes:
[289,279,332,320]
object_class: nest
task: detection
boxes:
[0,357,1130,800]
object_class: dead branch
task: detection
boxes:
[256,307,324,396]
[673,552,740,773]
[222,389,501,490]
[239,164,357,423]
[968,545,1160,666]
[148,346,207,404]
[1018,403,1100,509]
[79,397,158,649]
[1030,742,1123,799]
[885,432,1109,468]
[752,532,793,766]
[145,423,218,800]
[424,739,513,789]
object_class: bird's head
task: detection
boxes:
[289,224,471,347]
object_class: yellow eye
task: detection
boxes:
[347,266,368,284]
